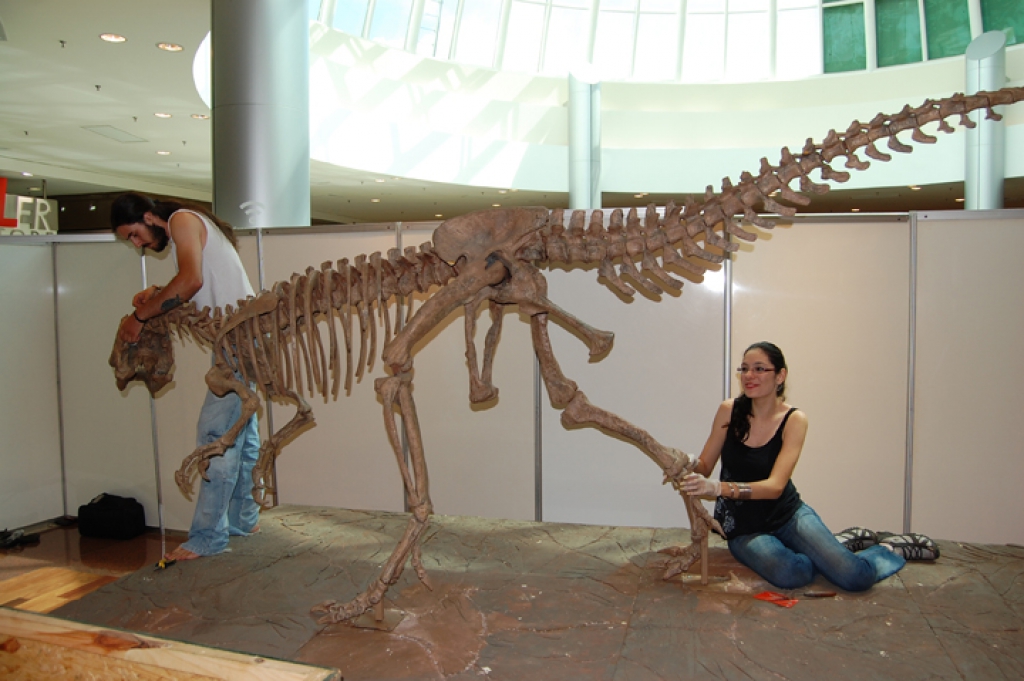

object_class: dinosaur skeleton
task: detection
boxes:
[110,87,1024,623]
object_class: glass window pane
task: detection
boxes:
[542,6,589,75]
[823,3,866,72]
[504,1,546,73]
[368,0,413,48]
[689,0,726,12]
[432,0,461,58]
[729,0,768,11]
[778,0,817,8]
[777,7,822,79]
[640,0,678,11]
[334,0,370,35]
[309,0,322,23]
[455,0,503,66]
[634,13,678,80]
[876,0,923,66]
[924,0,971,59]
[726,10,770,80]
[594,11,635,80]
[601,0,637,10]
[982,0,1024,45]
[682,13,726,81]
[416,0,443,56]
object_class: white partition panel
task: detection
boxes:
[57,242,157,523]
[262,229,404,513]
[144,235,263,532]
[401,227,537,521]
[542,262,726,529]
[0,243,63,529]
[913,212,1024,545]
[731,219,910,535]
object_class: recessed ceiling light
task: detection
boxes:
[29,187,41,191]
[370,198,380,203]
[157,42,183,52]
[851,208,860,212]
[492,203,501,207]
[191,113,210,120]
[154,112,172,119]
[498,189,507,194]
[374,178,385,183]
[509,189,518,193]
[21,172,33,177]
[908,185,921,191]
[156,150,171,155]
[634,193,644,198]
[435,214,443,218]
[100,33,126,43]
[955,197,965,202]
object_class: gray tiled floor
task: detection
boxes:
[52,505,1024,680]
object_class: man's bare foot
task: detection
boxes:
[164,546,202,561]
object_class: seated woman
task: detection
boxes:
[682,341,937,592]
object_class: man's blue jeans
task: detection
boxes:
[179,386,261,556]
[727,503,905,592]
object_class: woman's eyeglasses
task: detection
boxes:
[736,366,776,375]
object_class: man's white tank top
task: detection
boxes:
[168,209,254,313]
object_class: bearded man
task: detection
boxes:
[111,192,261,562]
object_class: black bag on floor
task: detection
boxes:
[77,493,146,540]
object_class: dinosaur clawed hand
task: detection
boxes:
[311,580,390,624]
[174,442,227,500]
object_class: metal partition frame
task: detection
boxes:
[4,208,1022,544]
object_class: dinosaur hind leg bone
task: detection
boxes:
[531,312,721,583]
[312,371,433,624]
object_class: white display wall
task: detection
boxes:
[1,209,1021,546]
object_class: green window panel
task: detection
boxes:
[924,0,972,59]
[982,0,1024,45]
[824,3,867,73]
[877,0,923,67]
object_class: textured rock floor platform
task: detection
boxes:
[54,505,1024,680]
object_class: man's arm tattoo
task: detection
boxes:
[160,295,184,313]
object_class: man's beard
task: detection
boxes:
[146,224,170,252]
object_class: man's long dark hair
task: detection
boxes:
[728,341,787,443]
[110,192,239,250]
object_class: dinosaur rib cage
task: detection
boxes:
[156,87,1022,403]
[160,245,457,402]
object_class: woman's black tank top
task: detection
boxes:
[714,407,802,539]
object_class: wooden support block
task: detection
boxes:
[0,608,340,681]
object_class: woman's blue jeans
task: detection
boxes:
[179,386,261,556]
[727,503,905,592]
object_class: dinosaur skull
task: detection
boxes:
[109,324,176,394]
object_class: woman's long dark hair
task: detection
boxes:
[110,192,239,250]
[728,341,787,443]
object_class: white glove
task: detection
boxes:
[682,473,721,497]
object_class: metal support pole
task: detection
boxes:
[904,213,918,533]
[965,31,1007,210]
[50,244,69,520]
[568,72,601,210]
[141,254,167,555]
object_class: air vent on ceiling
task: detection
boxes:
[82,126,147,143]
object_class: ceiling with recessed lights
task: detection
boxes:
[1,0,1021,230]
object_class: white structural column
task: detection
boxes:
[864,0,877,70]
[965,31,1006,211]
[211,0,311,228]
[568,72,601,210]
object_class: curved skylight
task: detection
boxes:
[313,0,1023,84]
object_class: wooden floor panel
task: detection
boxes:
[0,567,119,613]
